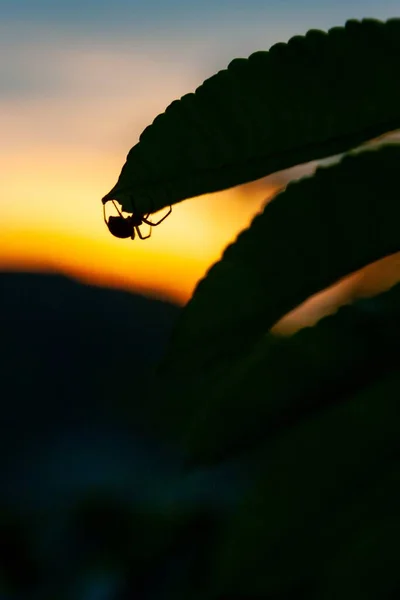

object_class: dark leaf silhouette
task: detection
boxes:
[110,17,400,600]
[157,144,400,377]
[102,18,400,216]
[5,13,400,600]
[209,368,400,598]
[158,281,400,466]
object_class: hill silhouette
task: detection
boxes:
[0,272,250,599]
[0,271,180,430]
[0,272,180,598]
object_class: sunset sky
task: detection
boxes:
[1,0,399,324]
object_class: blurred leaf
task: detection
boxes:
[149,277,400,469]
[0,508,40,596]
[156,143,400,376]
[178,281,400,466]
[208,368,400,598]
[99,14,400,600]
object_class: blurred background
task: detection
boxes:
[1,0,399,327]
[1,1,400,598]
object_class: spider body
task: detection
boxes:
[103,200,172,240]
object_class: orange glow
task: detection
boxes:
[3,137,400,330]
[273,251,400,335]
[0,170,284,305]
[2,37,400,330]
[0,48,284,308]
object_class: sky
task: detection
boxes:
[1,0,400,326]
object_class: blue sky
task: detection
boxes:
[1,0,398,27]
[1,0,398,106]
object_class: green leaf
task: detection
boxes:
[158,144,400,375]
[150,278,400,467]
[179,281,400,467]
[102,18,400,214]
[209,366,400,598]
[317,513,400,599]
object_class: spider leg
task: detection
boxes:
[136,224,151,240]
[141,205,172,226]
[112,200,124,217]
[128,197,151,223]
[129,194,172,227]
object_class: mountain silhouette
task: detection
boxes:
[0,272,250,599]
[0,271,180,598]
[0,271,180,430]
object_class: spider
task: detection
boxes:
[103,199,172,240]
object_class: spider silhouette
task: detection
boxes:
[103,200,172,240]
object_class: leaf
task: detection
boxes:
[150,277,400,467]
[179,280,400,466]
[102,18,400,214]
[158,144,400,375]
[317,514,400,599]
[209,366,400,598]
